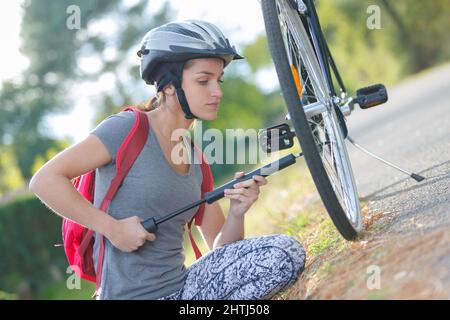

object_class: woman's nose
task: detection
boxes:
[211,83,223,98]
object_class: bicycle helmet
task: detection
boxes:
[137,19,244,119]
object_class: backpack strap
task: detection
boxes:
[85,107,149,296]
[187,141,214,260]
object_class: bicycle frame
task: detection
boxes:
[262,0,394,240]
[288,0,354,120]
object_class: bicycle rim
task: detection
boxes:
[262,0,362,238]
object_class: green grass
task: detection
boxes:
[307,218,347,256]
[38,280,96,300]
[317,261,334,275]
[367,289,387,300]
[0,290,18,300]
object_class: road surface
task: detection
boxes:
[298,64,450,299]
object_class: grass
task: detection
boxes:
[317,261,333,275]
[38,280,96,300]
[367,289,388,300]
[307,218,348,256]
[0,290,18,300]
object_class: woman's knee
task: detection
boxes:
[264,234,306,276]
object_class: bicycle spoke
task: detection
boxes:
[276,0,361,228]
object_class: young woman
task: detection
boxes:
[30,20,306,300]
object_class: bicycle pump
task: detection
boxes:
[141,152,303,233]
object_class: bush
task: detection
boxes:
[0,194,67,298]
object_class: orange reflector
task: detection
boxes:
[291,65,303,98]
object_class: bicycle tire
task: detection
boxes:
[261,0,362,240]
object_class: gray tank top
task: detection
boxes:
[90,110,204,299]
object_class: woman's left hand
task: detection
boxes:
[224,172,268,218]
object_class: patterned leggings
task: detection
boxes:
[159,234,306,300]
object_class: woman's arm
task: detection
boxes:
[197,201,244,250]
[198,172,267,250]
[212,211,245,249]
[197,202,225,250]
[29,134,155,252]
[29,135,114,233]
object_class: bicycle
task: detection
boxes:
[142,0,424,241]
[259,0,390,240]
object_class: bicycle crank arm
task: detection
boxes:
[347,136,425,182]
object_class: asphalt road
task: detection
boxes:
[346,63,450,234]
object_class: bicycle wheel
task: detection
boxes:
[261,0,362,240]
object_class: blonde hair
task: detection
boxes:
[137,91,166,112]
[137,89,198,130]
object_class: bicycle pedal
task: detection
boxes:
[355,83,388,109]
[258,123,295,153]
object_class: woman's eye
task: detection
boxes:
[198,79,224,85]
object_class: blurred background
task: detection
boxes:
[0,0,449,299]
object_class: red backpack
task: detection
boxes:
[62,107,214,292]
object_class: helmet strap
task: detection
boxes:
[174,61,199,120]
[154,62,199,120]
[176,87,197,120]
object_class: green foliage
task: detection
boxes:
[21,0,117,77]
[318,0,403,93]
[38,280,95,300]
[0,195,68,298]
[91,1,175,124]
[30,140,71,176]
[243,34,272,73]
[0,0,174,181]
[0,148,25,197]
[379,0,450,72]
[306,217,348,257]
[317,0,450,93]
[0,290,18,300]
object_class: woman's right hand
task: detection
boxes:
[106,216,156,252]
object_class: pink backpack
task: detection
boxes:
[62,107,214,292]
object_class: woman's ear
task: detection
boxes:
[163,84,176,96]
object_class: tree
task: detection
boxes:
[380,0,450,72]
[0,0,173,180]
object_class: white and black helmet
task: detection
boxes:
[137,20,243,119]
[137,19,244,85]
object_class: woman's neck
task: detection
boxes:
[147,106,193,143]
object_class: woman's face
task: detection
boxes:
[181,58,225,121]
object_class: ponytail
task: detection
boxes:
[137,92,165,111]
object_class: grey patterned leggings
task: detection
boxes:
[159,234,306,300]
